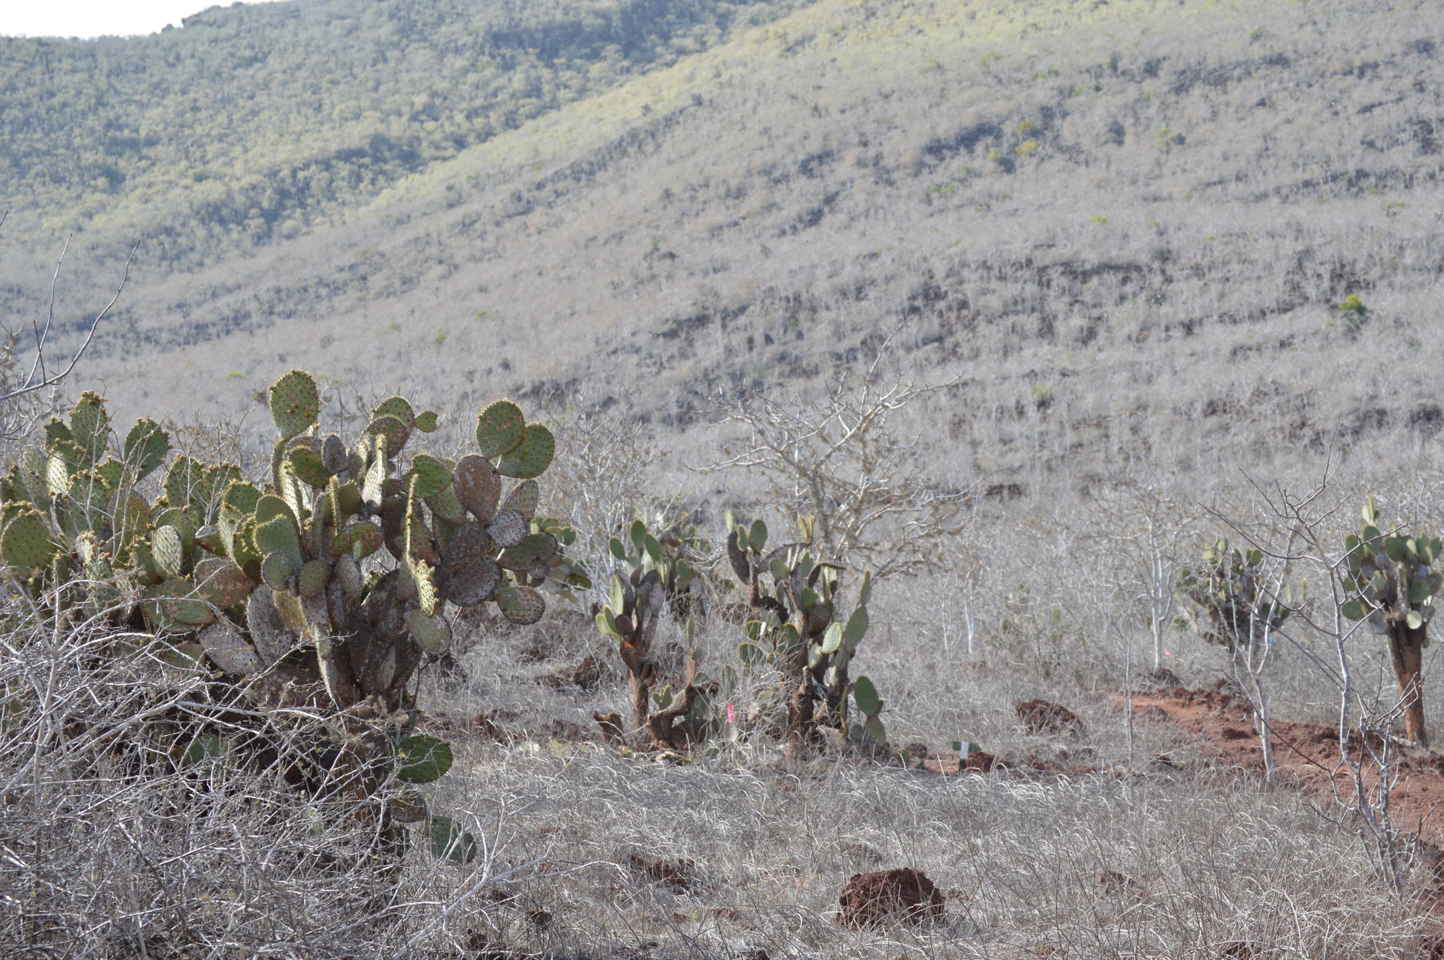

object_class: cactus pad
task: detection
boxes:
[405,609,452,654]
[500,479,539,521]
[246,585,291,665]
[498,532,558,572]
[1,508,56,571]
[497,423,554,479]
[286,442,332,488]
[408,454,453,500]
[475,400,525,457]
[495,581,545,625]
[150,525,186,579]
[199,618,263,677]
[366,414,411,459]
[439,522,500,605]
[268,370,320,439]
[121,419,170,480]
[453,455,501,522]
[68,392,111,462]
[372,396,416,427]
[486,509,527,549]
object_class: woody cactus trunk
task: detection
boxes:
[1341,497,1444,748]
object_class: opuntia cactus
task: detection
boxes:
[1340,496,1443,746]
[1179,539,1290,653]
[726,512,884,757]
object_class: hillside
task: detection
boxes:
[7,2,1444,956]
[6,0,1435,504]
[0,0,810,271]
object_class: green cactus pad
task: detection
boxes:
[426,482,468,525]
[475,400,526,458]
[123,419,170,480]
[68,392,111,463]
[153,579,217,628]
[500,479,539,521]
[260,550,298,590]
[497,532,558,572]
[198,618,263,677]
[1,508,56,571]
[405,610,452,654]
[453,455,501,522]
[298,557,330,598]
[150,525,186,579]
[397,734,453,783]
[409,454,453,500]
[321,434,349,475]
[220,481,262,519]
[415,410,440,433]
[429,815,478,865]
[268,370,320,439]
[193,556,254,609]
[486,509,527,549]
[45,450,73,498]
[852,675,883,716]
[497,423,555,479]
[372,395,416,427]
[286,442,332,488]
[495,581,545,625]
[254,514,304,570]
[164,456,205,512]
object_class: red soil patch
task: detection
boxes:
[1131,686,1444,924]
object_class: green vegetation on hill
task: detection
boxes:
[0,0,810,266]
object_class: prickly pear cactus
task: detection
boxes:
[1339,496,1441,746]
[1179,539,1290,652]
[726,512,885,755]
[202,371,561,715]
[608,512,708,622]
[0,391,191,625]
[1340,497,1443,634]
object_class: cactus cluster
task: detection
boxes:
[595,516,712,747]
[0,373,570,863]
[1340,497,1443,634]
[607,511,708,621]
[0,391,231,630]
[726,512,885,755]
[1178,539,1290,653]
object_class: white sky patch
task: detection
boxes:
[2,1,290,39]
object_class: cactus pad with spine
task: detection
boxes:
[1,508,57,571]
[453,455,501,521]
[497,424,555,479]
[475,400,525,457]
[268,370,320,439]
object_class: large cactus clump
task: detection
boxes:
[1178,539,1291,653]
[0,391,238,631]
[1340,497,1444,746]
[198,370,560,713]
[726,512,884,758]
[595,516,714,748]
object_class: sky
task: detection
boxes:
[2,0,288,39]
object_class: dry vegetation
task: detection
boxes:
[5,0,1444,956]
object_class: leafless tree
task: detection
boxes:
[0,213,137,447]
[696,356,966,581]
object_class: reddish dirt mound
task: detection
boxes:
[837,867,945,929]
[1015,698,1085,736]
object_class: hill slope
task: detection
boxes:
[5,0,1443,502]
